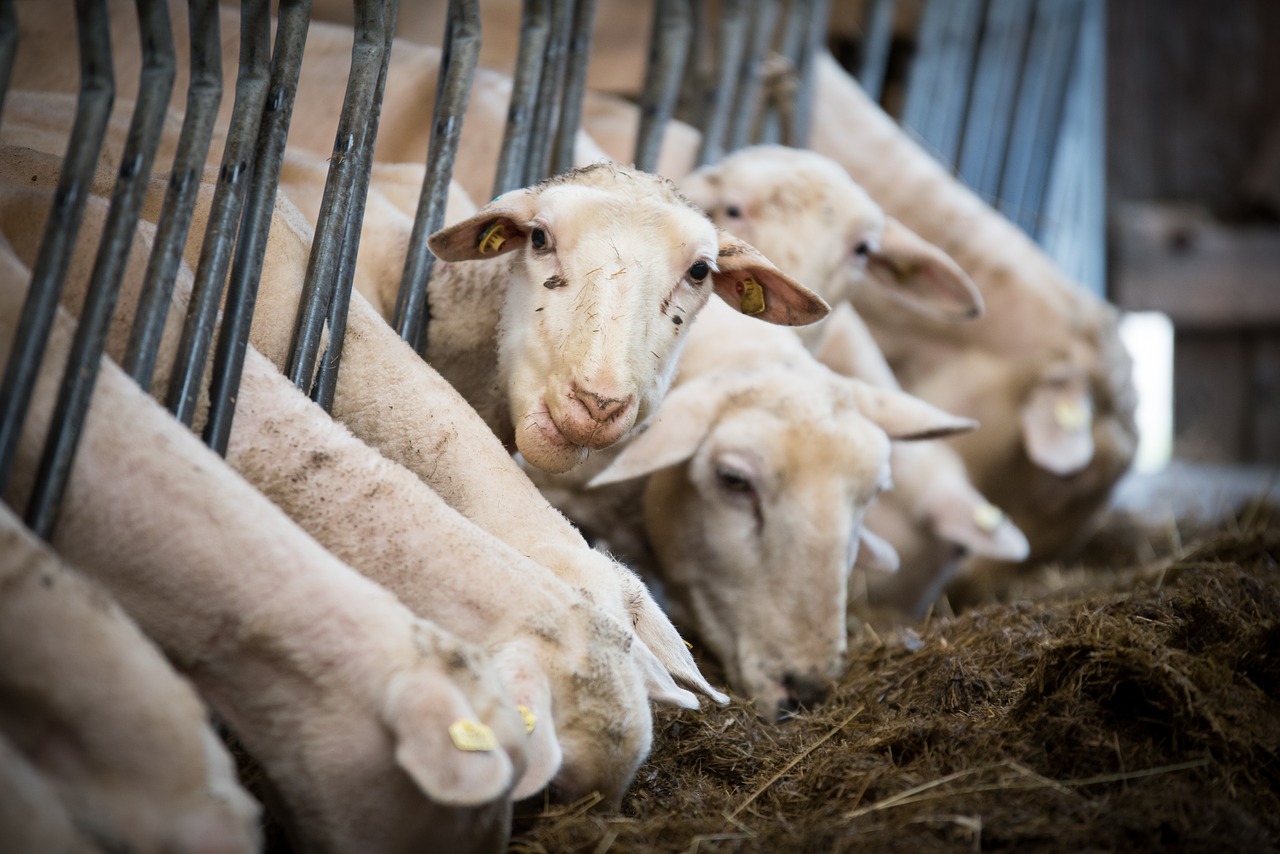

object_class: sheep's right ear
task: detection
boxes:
[428,188,537,261]
[1020,366,1095,476]
[712,231,830,326]
[489,644,563,801]
[855,526,900,574]
[588,378,726,487]
[929,492,1031,562]
[848,379,978,440]
[866,217,983,322]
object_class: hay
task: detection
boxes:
[510,515,1280,852]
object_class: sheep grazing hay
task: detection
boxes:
[510,506,1280,852]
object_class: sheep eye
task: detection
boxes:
[724,205,742,219]
[854,241,870,257]
[689,260,711,282]
[715,466,753,493]
[531,228,548,250]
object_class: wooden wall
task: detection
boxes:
[1107,0,1280,465]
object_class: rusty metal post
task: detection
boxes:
[492,0,549,196]
[123,0,223,389]
[25,0,175,538]
[0,0,114,498]
[634,0,692,173]
[393,0,480,356]
[202,0,312,454]
[164,0,270,426]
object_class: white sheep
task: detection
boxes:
[0,241,526,854]
[0,502,261,853]
[535,298,976,720]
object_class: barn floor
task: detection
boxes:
[509,493,1280,852]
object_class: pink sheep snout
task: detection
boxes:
[555,382,637,449]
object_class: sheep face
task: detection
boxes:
[429,163,828,473]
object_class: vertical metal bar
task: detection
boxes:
[523,0,571,184]
[790,0,831,148]
[25,0,176,538]
[955,0,1033,199]
[491,0,550,196]
[285,0,391,392]
[0,0,113,498]
[123,0,223,389]
[725,0,778,153]
[550,0,596,176]
[756,0,813,146]
[202,0,311,455]
[901,0,984,169]
[998,0,1083,233]
[676,0,708,120]
[164,0,270,425]
[311,0,400,411]
[856,0,897,104]
[392,0,480,356]
[696,0,748,166]
[0,0,19,119]
[634,0,691,173]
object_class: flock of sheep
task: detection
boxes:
[0,1,1139,851]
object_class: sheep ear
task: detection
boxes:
[427,188,537,261]
[711,231,830,326]
[866,218,983,322]
[488,645,563,801]
[1020,370,1095,476]
[588,379,725,487]
[930,492,1031,562]
[614,564,730,704]
[632,637,699,709]
[848,380,978,440]
[382,670,515,808]
[678,164,720,212]
[812,302,900,388]
[855,526,901,574]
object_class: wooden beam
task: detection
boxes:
[1111,203,1280,327]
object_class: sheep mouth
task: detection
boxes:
[516,405,589,473]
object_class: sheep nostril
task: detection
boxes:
[782,671,831,710]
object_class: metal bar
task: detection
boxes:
[523,0,571,184]
[856,0,896,104]
[311,0,401,412]
[757,0,813,146]
[392,0,480,356]
[676,0,708,121]
[0,0,19,119]
[491,0,549,196]
[956,0,1033,199]
[998,0,1083,234]
[164,0,270,425]
[285,0,391,393]
[0,0,113,498]
[202,0,311,455]
[123,0,223,389]
[790,0,831,148]
[696,0,748,166]
[25,0,176,538]
[901,0,984,169]
[634,0,691,173]
[550,0,596,175]
[725,0,778,153]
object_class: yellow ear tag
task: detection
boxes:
[973,502,1005,533]
[516,704,537,734]
[449,719,498,752]
[1053,399,1089,432]
[737,277,766,316]
[477,222,507,254]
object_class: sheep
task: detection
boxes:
[0,242,527,854]
[533,298,977,720]
[813,303,1031,618]
[0,96,727,708]
[0,732,96,853]
[0,502,261,853]
[808,51,1138,573]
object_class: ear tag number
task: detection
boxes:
[737,277,766,316]
[449,719,499,752]
[478,222,507,254]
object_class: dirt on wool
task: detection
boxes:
[509,502,1280,853]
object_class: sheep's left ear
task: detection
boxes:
[1020,367,1095,475]
[929,492,1031,562]
[866,217,984,321]
[711,231,830,326]
[848,379,978,440]
[855,526,900,574]
[428,188,537,261]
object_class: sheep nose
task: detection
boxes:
[572,384,633,423]
[780,671,831,714]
